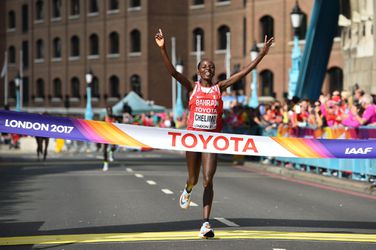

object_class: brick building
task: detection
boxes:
[340,0,375,94]
[0,0,344,114]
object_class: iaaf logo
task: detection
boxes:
[344,147,373,155]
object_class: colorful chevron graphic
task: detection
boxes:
[73,119,150,148]
[271,137,334,158]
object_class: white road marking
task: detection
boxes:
[273,248,286,250]
[190,201,198,207]
[134,174,144,178]
[161,189,173,194]
[126,168,133,172]
[214,217,239,227]
[146,180,156,185]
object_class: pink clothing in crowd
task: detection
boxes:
[362,104,376,125]
[342,113,361,127]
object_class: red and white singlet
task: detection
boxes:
[187,82,223,132]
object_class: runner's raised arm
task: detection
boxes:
[155,29,194,91]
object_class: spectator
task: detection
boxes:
[355,94,376,126]
[281,102,290,124]
[324,100,342,127]
[292,100,309,127]
[341,104,361,128]
[123,102,133,115]
[341,90,352,114]
[313,101,324,128]
[354,89,365,105]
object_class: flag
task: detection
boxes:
[1,52,7,78]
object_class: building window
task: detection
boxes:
[130,0,141,8]
[53,78,62,98]
[22,77,29,104]
[109,32,119,54]
[52,0,62,18]
[109,75,120,97]
[130,75,141,95]
[22,5,29,32]
[259,15,274,42]
[260,70,274,96]
[92,76,100,98]
[193,28,204,51]
[109,0,119,10]
[9,81,16,99]
[327,67,343,93]
[36,0,44,20]
[89,0,98,13]
[36,39,44,59]
[340,0,351,19]
[193,0,204,5]
[130,29,141,52]
[22,41,29,68]
[53,37,62,58]
[217,25,230,50]
[36,79,45,98]
[71,77,80,98]
[8,46,16,64]
[8,11,16,29]
[89,34,99,55]
[216,0,230,5]
[70,0,80,16]
[71,36,80,57]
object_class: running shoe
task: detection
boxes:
[179,188,191,209]
[103,162,109,171]
[199,222,215,239]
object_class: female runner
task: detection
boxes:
[155,28,273,238]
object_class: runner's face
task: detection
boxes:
[198,60,215,81]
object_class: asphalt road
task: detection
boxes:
[0,149,376,250]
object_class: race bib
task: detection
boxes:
[193,113,217,130]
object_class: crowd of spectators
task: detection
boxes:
[117,87,376,137]
[221,88,376,136]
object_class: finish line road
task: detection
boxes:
[0,150,375,250]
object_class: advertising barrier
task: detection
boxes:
[0,110,375,159]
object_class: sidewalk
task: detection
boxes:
[242,161,376,196]
[0,136,56,155]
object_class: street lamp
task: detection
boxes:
[248,41,259,108]
[288,1,303,99]
[85,69,94,120]
[174,59,184,121]
[196,34,201,82]
[14,73,21,112]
